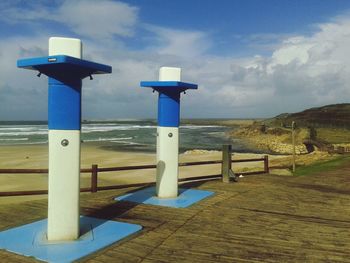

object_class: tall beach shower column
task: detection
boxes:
[141,67,197,198]
[1,36,141,262]
[115,67,212,208]
[17,37,112,241]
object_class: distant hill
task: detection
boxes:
[265,104,350,129]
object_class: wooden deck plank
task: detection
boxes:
[0,162,349,262]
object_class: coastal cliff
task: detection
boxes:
[232,124,309,154]
[231,103,350,155]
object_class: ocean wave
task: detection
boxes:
[0,126,46,131]
[0,138,29,141]
[0,121,234,150]
[23,141,48,145]
[0,127,34,131]
[82,125,157,133]
[0,131,48,136]
[83,137,133,142]
[83,123,118,126]
[110,141,148,146]
[0,141,47,145]
[181,125,222,129]
[207,132,226,136]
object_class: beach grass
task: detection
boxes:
[294,154,350,176]
[316,127,350,143]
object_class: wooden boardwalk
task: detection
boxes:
[0,163,350,262]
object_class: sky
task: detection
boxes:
[1,0,350,120]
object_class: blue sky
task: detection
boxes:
[1,0,350,120]
[129,0,350,55]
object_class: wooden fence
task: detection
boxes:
[0,145,269,197]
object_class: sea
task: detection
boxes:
[0,120,255,153]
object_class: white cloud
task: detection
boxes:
[0,36,49,120]
[58,0,139,39]
[2,2,350,120]
[0,1,51,24]
[0,0,139,39]
[270,37,312,67]
[266,16,350,104]
[178,14,350,117]
[145,25,211,58]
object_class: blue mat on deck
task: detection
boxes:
[115,186,214,208]
[0,216,142,262]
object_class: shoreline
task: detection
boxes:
[0,141,267,155]
[0,130,337,205]
[0,144,281,201]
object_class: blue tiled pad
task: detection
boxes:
[0,216,142,262]
[115,187,214,208]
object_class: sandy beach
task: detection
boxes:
[0,143,289,204]
[0,139,336,206]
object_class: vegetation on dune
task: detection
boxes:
[265,103,350,129]
[294,155,350,176]
[316,127,350,144]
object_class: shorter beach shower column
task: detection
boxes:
[141,67,197,198]
[17,37,112,241]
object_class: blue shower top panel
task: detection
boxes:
[17,55,112,79]
[140,81,197,92]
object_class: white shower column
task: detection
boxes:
[140,67,198,199]
[157,67,181,198]
[47,37,82,241]
[17,37,112,241]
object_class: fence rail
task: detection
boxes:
[0,145,269,197]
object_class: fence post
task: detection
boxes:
[222,145,232,183]
[264,155,269,174]
[91,164,98,193]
